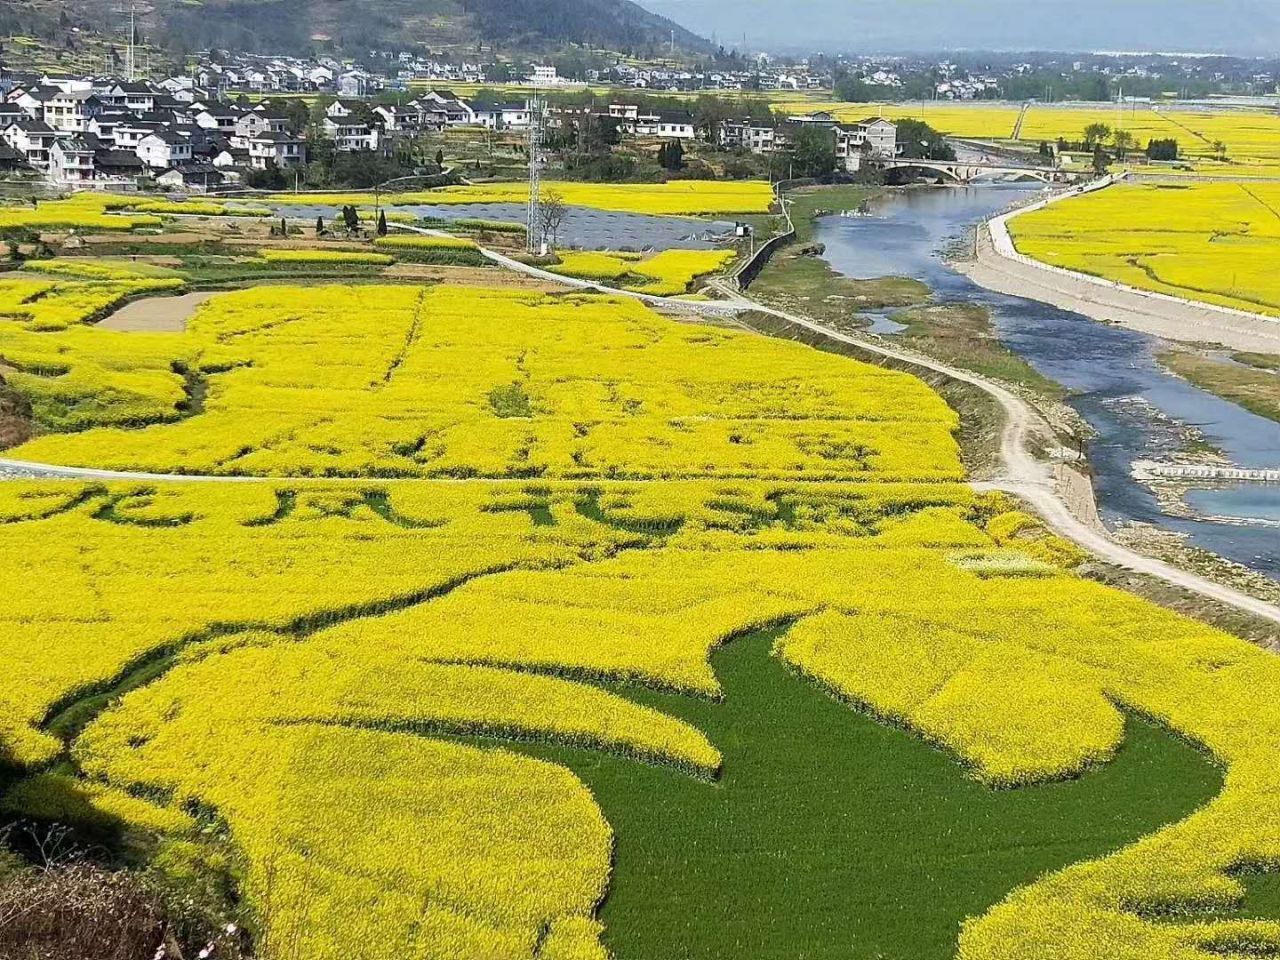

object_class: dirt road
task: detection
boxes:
[98,291,217,332]
[705,281,1280,629]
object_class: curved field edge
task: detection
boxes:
[1,283,963,483]
[1,476,1279,959]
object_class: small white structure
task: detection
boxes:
[656,112,696,140]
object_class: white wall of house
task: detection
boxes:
[136,134,193,169]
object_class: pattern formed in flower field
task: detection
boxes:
[5,284,960,479]
[3,266,1280,960]
[2,477,1279,959]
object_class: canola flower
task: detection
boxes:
[269,180,776,216]
[7,283,961,480]
[21,257,184,281]
[128,199,272,218]
[0,193,162,231]
[767,101,1280,161]
[4,477,1280,960]
[1012,181,1280,317]
[549,249,736,295]
[547,251,644,281]
[5,262,1280,960]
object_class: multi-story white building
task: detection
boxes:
[836,118,899,170]
[49,136,95,182]
[248,131,306,169]
[136,130,194,170]
[655,112,696,140]
[3,120,58,171]
[322,117,380,152]
[42,90,103,133]
[719,118,777,154]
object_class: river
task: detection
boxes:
[814,183,1280,581]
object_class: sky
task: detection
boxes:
[638,0,1280,55]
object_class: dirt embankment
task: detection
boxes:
[0,376,32,450]
[955,228,1280,355]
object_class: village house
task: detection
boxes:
[248,130,306,169]
[136,130,194,170]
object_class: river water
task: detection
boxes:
[815,183,1280,580]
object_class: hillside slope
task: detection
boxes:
[7,0,709,57]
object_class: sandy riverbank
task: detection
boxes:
[954,228,1280,355]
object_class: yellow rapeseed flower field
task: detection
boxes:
[3,268,1280,960]
[2,475,1279,960]
[269,180,776,215]
[5,283,961,479]
[0,193,162,231]
[770,101,1280,161]
[550,248,735,294]
[1011,181,1280,316]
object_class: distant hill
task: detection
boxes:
[8,0,710,58]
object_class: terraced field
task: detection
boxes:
[1,277,1279,960]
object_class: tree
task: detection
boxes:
[1213,140,1229,161]
[316,215,325,236]
[1083,123,1112,148]
[895,120,956,161]
[377,211,388,236]
[1147,138,1180,162]
[342,205,360,235]
[789,126,837,179]
[538,189,568,251]
[245,159,286,190]
[435,148,445,169]
[1111,130,1135,160]
[658,139,684,172]
[1092,145,1111,176]
[692,95,729,140]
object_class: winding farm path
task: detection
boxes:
[2,222,1278,629]
[699,282,1280,628]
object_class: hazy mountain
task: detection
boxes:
[639,0,1280,55]
[13,0,710,57]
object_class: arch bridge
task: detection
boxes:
[873,159,1067,184]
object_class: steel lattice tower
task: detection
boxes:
[526,93,543,254]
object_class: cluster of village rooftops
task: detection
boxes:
[0,69,898,191]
